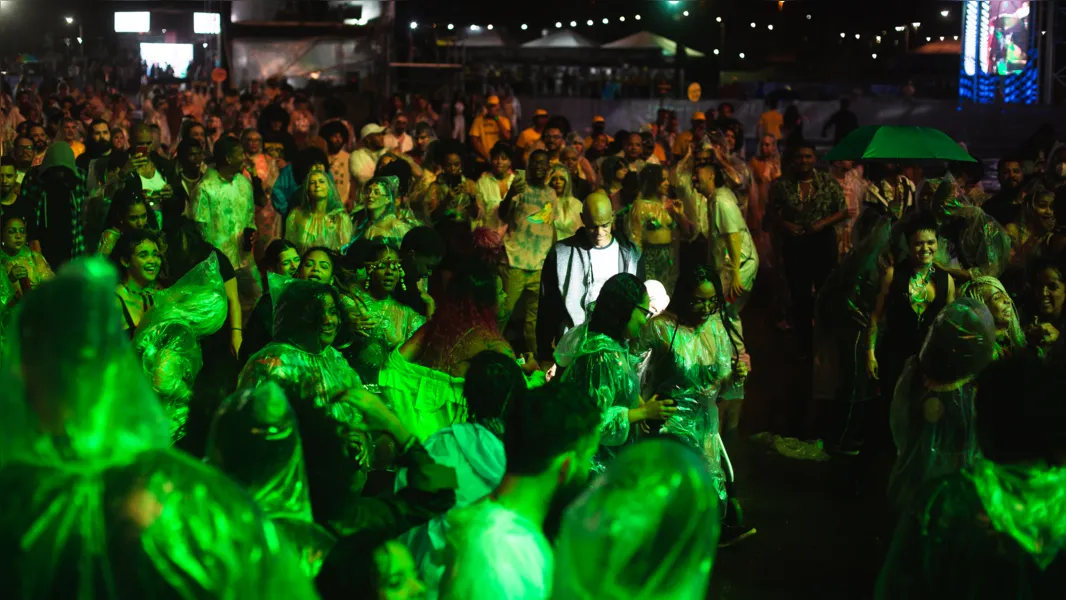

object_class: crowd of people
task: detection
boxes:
[0,71,1062,599]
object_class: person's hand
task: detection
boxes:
[10,264,28,280]
[866,352,879,380]
[519,352,541,374]
[157,185,174,202]
[782,222,805,236]
[336,389,410,443]
[666,198,684,214]
[640,394,678,421]
[809,220,825,233]
[349,309,379,336]
[544,363,558,381]
[727,272,745,302]
[734,353,752,378]
[507,178,527,199]
[1026,322,1060,346]
[229,329,243,357]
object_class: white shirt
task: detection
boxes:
[139,169,167,194]
[349,146,387,190]
[440,500,552,600]
[476,172,514,235]
[585,238,620,312]
[385,132,413,154]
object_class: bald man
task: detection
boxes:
[537,193,644,362]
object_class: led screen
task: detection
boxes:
[115,11,151,33]
[140,43,193,78]
[194,12,221,34]
[986,1,1030,75]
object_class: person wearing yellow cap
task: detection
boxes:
[584,115,613,149]
[516,109,549,162]
[469,95,513,172]
[672,111,709,160]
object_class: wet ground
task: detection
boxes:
[708,289,897,600]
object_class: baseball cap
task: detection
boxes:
[360,123,386,139]
[486,95,501,105]
[592,115,605,124]
[533,108,548,117]
[692,112,707,121]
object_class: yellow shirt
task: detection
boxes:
[758,110,784,140]
[516,127,541,153]
[470,115,512,158]
[673,131,695,157]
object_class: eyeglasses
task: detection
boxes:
[369,260,402,271]
[634,304,653,317]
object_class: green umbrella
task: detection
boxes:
[825,125,976,162]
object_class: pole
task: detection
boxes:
[1044,0,1057,104]
[383,0,395,97]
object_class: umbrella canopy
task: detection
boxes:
[521,29,597,49]
[602,31,705,58]
[825,125,976,162]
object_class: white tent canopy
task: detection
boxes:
[521,29,598,49]
[602,30,705,58]
[457,30,506,48]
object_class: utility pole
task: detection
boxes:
[383,0,395,96]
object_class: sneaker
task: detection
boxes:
[718,524,757,548]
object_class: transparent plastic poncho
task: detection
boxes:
[876,460,1066,599]
[205,382,336,578]
[558,330,640,472]
[959,276,1025,360]
[238,276,365,429]
[634,314,736,513]
[133,253,228,442]
[553,439,721,600]
[0,258,316,599]
[888,298,995,510]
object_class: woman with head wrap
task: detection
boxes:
[0,258,317,598]
[887,298,997,510]
[546,165,583,241]
[552,439,721,600]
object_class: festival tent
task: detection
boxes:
[521,29,598,49]
[602,31,705,58]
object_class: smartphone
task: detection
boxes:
[134,143,151,158]
[242,228,256,252]
[514,169,526,184]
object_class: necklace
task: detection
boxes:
[797,178,814,202]
[908,265,934,317]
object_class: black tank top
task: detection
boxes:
[882,265,949,359]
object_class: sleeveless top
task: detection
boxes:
[882,266,949,364]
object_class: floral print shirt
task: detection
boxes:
[503,184,557,271]
[767,169,847,230]
[190,169,256,269]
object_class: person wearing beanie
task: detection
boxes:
[15,142,87,268]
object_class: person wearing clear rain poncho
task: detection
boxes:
[877,354,1066,599]
[356,175,421,246]
[960,276,1025,361]
[887,298,997,511]
[0,257,316,598]
[205,382,335,578]
[552,438,721,600]
[559,273,678,472]
[238,275,364,428]
[133,252,228,442]
[284,168,354,255]
[633,263,748,517]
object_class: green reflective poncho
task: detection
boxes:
[133,253,228,441]
[553,439,721,600]
[0,257,317,599]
